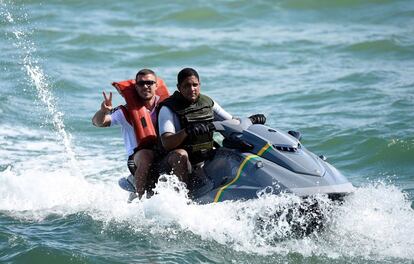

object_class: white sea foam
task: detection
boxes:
[1,166,413,261]
[132,180,414,261]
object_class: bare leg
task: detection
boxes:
[133,149,155,198]
[167,149,191,186]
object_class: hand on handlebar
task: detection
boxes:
[186,123,215,137]
[249,114,266,125]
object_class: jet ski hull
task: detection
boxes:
[119,119,354,207]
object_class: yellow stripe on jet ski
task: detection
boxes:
[257,143,272,156]
[213,143,272,203]
[213,154,258,203]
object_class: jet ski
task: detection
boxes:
[119,118,354,203]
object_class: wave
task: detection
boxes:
[341,39,414,57]
[160,6,225,24]
[280,0,395,10]
[1,162,413,262]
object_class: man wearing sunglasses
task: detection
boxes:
[92,69,161,200]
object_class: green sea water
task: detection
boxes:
[1,0,414,263]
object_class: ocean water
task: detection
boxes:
[1,0,414,263]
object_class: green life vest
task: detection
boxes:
[160,91,215,163]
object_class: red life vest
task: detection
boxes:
[111,78,170,149]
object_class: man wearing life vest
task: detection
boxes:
[157,68,266,190]
[92,69,169,199]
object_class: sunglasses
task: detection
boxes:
[136,80,156,86]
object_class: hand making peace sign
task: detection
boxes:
[101,91,113,113]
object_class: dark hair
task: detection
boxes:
[136,69,157,80]
[177,68,199,86]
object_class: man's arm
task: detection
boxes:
[92,109,111,127]
[92,92,113,127]
[160,130,188,151]
[212,100,233,121]
[158,106,189,151]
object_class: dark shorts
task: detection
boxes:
[127,154,137,175]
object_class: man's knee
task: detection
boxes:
[168,149,189,164]
[134,149,155,165]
